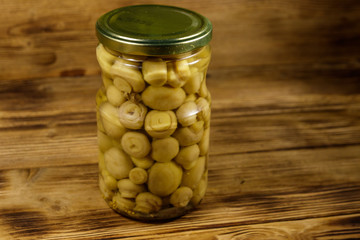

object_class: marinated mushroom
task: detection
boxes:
[151,137,179,162]
[131,156,154,169]
[129,167,148,184]
[176,101,198,127]
[199,79,209,98]
[184,94,197,103]
[118,101,147,129]
[100,169,118,190]
[99,175,114,200]
[113,77,132,93]
[141,86,186,110]
[97,130,113,152]
[106,85,126,106]
[196,97,211,123]
[144,110,177,138]
[112,192,136,211]
[170,186,193,207]
[191,173,207,205]
[110,59,145,92]
[99,102,126,138]
[167,63,184,88]
[148,162,183,197]
[199,128,210,155]
[117,179,146,198]
[181,156,206,189]
[134,192,162,214]
[121,132,151,158]
[183,68,202,94]
[172,121,204,146]
[174,59,191,81]
[142,59,167,86]
[96,44,117,75]
[175,144,200,170]
[104,147,134,179]
[96,88,107,106]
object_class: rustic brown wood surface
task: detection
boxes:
[1,0,360,239]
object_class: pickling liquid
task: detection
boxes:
[96,44,211,221]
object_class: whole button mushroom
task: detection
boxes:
[141,86,186,110]
[172,121,204,146]
[104,147,134,180]
[148,162,183,197]
[170,186,193,207]
[181,156,206,189]
[129,167,148,184]
[175,144,200,170]
[99,102,126,138]
[117,179,146,198]
[145,110,177,138]
[130,156,154,169]
[106,85,126,107]
[118,101,147,129]
[176,101,198,127]
[151,137,179,162]
[121,132,151,158]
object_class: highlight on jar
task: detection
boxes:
[96,44,211,220]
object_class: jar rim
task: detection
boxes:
[96,5,212,56]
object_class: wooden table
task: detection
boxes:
[1,1,360,239]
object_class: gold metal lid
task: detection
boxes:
[96,5,212,56]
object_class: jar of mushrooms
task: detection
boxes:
[95,5,212,221]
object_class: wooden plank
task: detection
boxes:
[138,214,360,240]
[1,0,360,80]
[0,144,359,239]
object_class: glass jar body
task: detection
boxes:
[96,43,211,221]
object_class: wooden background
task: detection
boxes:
[1,0,360,239]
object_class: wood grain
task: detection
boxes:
[0,146,359,239]
[1,61,360,238]
[1,0,360,238]
[1,0,360,80]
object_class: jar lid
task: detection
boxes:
[96,5,212,56]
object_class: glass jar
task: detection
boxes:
[95,5,212,221]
